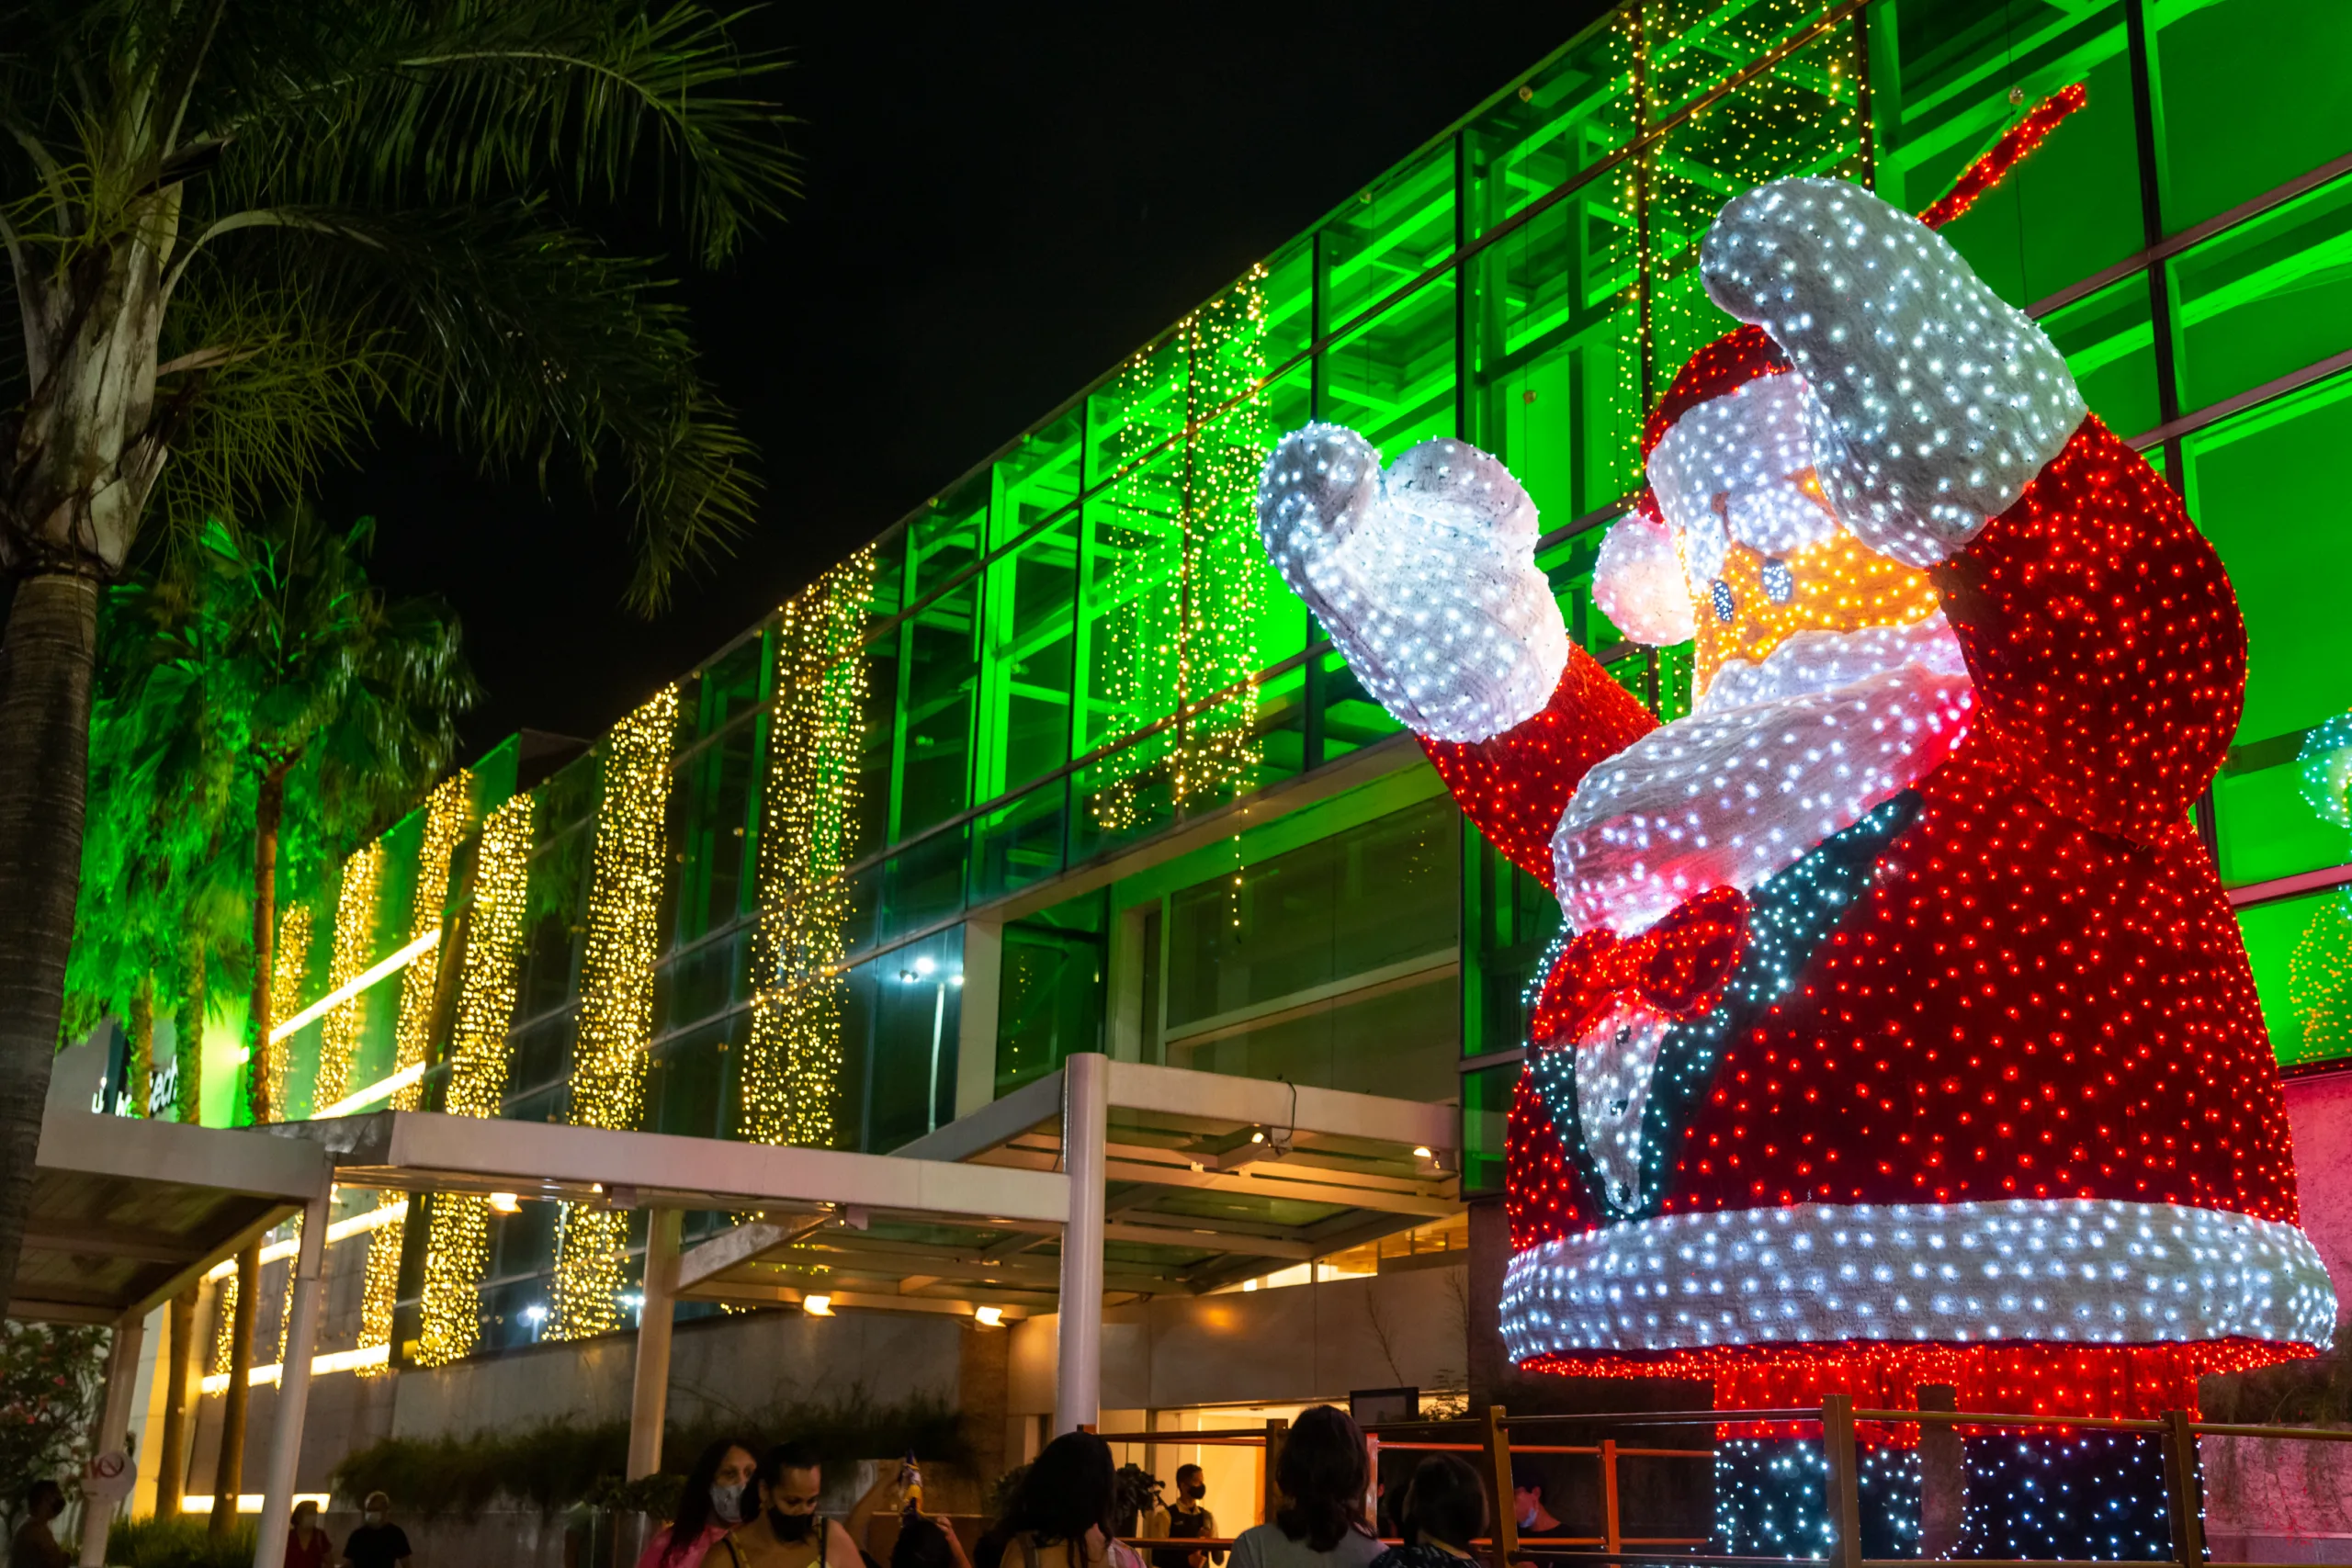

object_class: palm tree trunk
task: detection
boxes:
[0,572,102,1301]
[211,1239,260,1533]
[248,763,288,1124]
[129,975,156,1117]
[157,1286,198,1517]
[176,939,208,1124]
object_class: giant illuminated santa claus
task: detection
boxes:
[1256,175,2336,1428]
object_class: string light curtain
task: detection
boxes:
[1090,269,1272,827]
[414,794,535,1367]
[356,770,475,1372]
[309,840,385,1112]
[548,687,679,1340]
[265,902,313,1122]
[741,553,874,1151]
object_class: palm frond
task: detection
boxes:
[188,0,797,267]
[162,199,757,607]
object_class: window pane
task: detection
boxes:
[2215,752,2345,889]
[1465,827,1560,1061]
[2172,176,2352,417]
[670,708,760,946]
[2154,0,2352,233]
[1076,440,1186,759]
[1876,1,2142,306]
[969,777,1069,907]
[838,928,963,1151]
[1261,237,1315,370]
[2183,373,2352,746]
[1165,795,1459,1025]
[2239,889,2352,1069]
[1318,143,1457,333]
[978,512,1078,799]
[897,491,985,837]
[1465,22,1634,237]
[997,900,1107,1095]
[2040,276,2160,445]
[1320,268,1457,457]
[1465,167,1643,525]
[1462,1062,1521,1198]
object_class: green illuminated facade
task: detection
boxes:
[237,0,2352,1360]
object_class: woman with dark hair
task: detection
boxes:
[979,1432,1144,1568]
[639,1436,763,1568]
[1367,1455,1486,1568]
[1228,1406,1380,1568]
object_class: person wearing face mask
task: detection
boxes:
[1507,1465,1559,1541]
[640,1436,765,1568]
[723,1442,865,1568]
[338,1491,413,1568]
[1143,1465,1219,1568]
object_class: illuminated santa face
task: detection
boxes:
[1598,368,1968,716]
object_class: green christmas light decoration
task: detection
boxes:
[1089,266,1273,829]
[2286,713,2352,1066]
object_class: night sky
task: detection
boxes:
[333,3,1606,756]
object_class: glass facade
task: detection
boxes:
[243,0,2352,1364]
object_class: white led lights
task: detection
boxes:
[1571,1000,1673,1213]
[1592,514,1696,648]
[1647,373,1838,575]
[1698,617,1969,716]
[1698,177,2086,569]
[1553,663,1974,935]
[1498,1199,2340,1362]
[1255,423,1568,742]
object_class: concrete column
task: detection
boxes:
[628,1209,684,1480]
[954,920,1004,1120]
[254,1187,331,1568]
[1055,1052,1107,1434]
[75,1311,147,1567]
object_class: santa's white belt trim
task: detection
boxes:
[1499,1199,2339,1363]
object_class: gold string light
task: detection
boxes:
[742,553,875,1151]
[548,687,679,1341]
[212,1272,239,1374]
[310,841,385,1112]
[265,902,313,1122]
[355,771,475,1374]
[1090,268,1271,828]
[414,795,535,1368]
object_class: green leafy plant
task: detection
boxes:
[0,1322,107,1526]
[1113,1463,1161,1536]
[104,1516,259,1568]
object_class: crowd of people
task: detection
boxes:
[633,1405,1509,1568]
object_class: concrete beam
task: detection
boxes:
[891,1070,1063,1167]
[1104,1060,1456,1152]
[674,1215,831,1295]
[281,1110,1070,1224]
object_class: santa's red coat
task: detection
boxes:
[1423,416,2320,1416]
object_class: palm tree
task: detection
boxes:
[85,504,476,1519]
[0,0,793,1297]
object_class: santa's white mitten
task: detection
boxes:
[1699,176,2086,567]
[1256,424,1567,742]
